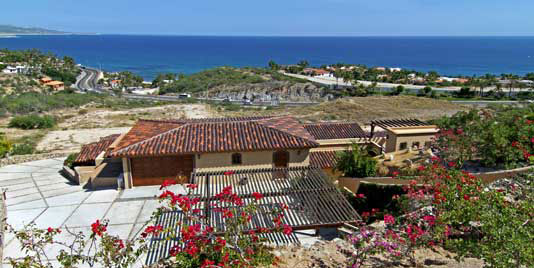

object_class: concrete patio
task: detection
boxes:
[0,157,186,267]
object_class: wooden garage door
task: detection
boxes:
[130,155,194,186]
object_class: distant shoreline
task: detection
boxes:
[0,33,98,36]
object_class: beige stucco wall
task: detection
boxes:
[385,133,434,153]
[195,149,310,172]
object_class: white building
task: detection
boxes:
[2,65,29,74]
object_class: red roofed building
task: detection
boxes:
[72,116,392,189]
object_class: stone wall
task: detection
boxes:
[0,152,72,167]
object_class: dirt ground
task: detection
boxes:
[1,103,215,154]
[222,96,467,123]
[275,239,484,268]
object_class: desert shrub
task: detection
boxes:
[63,153,79,168]
[10,142,35,155]
[335,143,377,177]
[8,114,56,129]
[0,133,12,158]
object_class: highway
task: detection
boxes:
[75,67,102,92]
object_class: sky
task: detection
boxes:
[2,0,534,36]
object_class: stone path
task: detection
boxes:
[0,158,186,267]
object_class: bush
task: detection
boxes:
[0,133,12,158]
[8,115,56,129]
[10,142,35,155]
[335,143,377,177]
[63,153,79,168]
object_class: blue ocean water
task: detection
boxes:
[1,35,533,81]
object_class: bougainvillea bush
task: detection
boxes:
[434,107,534,168]
[345,158,533,268]
[6,179,291,268]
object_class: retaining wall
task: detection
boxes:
[339,165,534,193]
[0,152,73,167]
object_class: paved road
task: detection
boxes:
[284,72,532,93]
[0,158,188,266]
[75,67,102,92]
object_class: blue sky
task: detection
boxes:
[2,0,533,36]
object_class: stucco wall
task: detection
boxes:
[386,133,433,153]
[195,149,310,172]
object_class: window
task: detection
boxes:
[231,153,242,165]
[412,142,420,149]
[399,142,407,150]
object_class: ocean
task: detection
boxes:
[1,35,533,81]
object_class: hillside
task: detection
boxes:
[220,95,467,123]
[0,24,67,35]
[159,67,328,102]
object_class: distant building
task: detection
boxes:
[374,67,386,71]
[2,65,28,74]
[44,81,65,91]
[389,67,402,72]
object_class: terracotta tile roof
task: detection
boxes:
[111,116,319,157]
[303,122,367,140]
[310,151,338,169]
[74,134,121,165]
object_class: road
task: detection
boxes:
[75,67,102,92]
[283,72,532,93]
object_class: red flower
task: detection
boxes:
[160,179,176,190]
[223,170,235,176]
[463,194,470,201]
[91,220,107,237]
[186,184,198,190]
[392,171,399,177]
[531,138,534,143]
[252,192,263,200]
[384,214,395,225]
[448,161,456,167]
[201,259,215,268]
[512,141,519,147]
[144,225,163,236]
[357,193,365,198]
[47,227,54,233]
[282,224,292,235]
[417,165,425,171]
[361,211,370,218]
[114,239,125,249]
[423,215,436,226]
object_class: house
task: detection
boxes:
[44,81,65,91]
[374,67,386,71]
[370,119,439,153]
[389,67,402,72]
[39,77,52,84]
[304,122,385,176]
[73,116,320,188]
[72,116,427,189]
[2,66,18,74]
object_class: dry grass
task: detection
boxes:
[222,96,467,124]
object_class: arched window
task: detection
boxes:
[231,153,242,165]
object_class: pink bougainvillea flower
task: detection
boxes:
[357,193,365,198]
[252,192,264,200]
[384,214,395,225]
[463,194,470,201]
[423,215,436,226]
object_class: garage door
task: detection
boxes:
[130,155,194,186]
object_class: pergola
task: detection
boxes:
[145,167,359,264]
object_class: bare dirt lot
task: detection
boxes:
[222,96,467,123]
[1,103,215,154]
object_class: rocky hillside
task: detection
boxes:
[159,67,329,102]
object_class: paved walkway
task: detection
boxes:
[0,158,186,267]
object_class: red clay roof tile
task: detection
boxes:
[304,122,366,140]
[110,116,319,157]
[74,134,120,165]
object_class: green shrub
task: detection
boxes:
[10,143,35,155]
[63,153,79,168]
[8,115,56,129]
[335,143,377,177]
[0,133,12,158]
